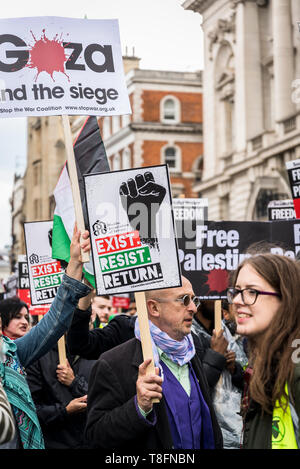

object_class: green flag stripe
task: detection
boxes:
[52,214,71,263]
[52,214,96,289]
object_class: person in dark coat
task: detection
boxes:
[26,343,96,449]
[67,288,240,390]
[85,277,223,450]
[192,300,244,390]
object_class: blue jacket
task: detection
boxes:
[14,273,91,368]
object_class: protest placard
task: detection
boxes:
[173,198,208,221]
[85,164,182,381]
[84,165,181,295]
[0,16,131,118]
[112,294,130,310]
[18,255,29,290]
[178,219,300,299]
[267,199,295,221]
[24,221,64,305]
[286,159,300,218]
[13,255,49,315]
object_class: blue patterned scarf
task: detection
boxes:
[134,319,195,367]
[0,336,44,449]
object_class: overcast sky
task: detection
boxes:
[0,0,203,250]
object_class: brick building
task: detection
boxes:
[98,56,203,197]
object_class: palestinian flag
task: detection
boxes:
[52,116,110,287]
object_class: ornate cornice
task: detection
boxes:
[181,0,215,15]
[182,0,268,15]
[231,0,268,7]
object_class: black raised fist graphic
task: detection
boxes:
[119,172,166,247]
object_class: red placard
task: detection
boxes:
[112,296,130,309]
[17,288,50,316]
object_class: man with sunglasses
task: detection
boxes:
[85,276,223,450]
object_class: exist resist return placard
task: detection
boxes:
[24,220,64,305]
[84,165,182,295]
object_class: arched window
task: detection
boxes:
[255,189,289,220]
[215,43,235,157]
[113,153,121,171]
[122,148,131,169]
[162,145,181,172]
[160,96,180,123]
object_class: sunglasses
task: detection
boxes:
[227,287,281,306]
[153,294,200,308]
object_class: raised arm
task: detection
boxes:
[16,226,92,368]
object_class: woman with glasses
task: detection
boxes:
[227,253,300,449]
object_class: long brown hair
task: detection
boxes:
[231,253,300,414]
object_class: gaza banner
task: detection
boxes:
[24,221,64,305]
[178,219,300,299]
[84,165,182,295]
[0,16,131,118]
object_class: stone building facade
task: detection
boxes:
[183,0,300,220]
[98,58,203,197]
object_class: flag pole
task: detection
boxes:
[214,300,222,333]
[61,115,89,263]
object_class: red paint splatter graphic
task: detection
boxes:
[204,269,229,293]
[26,29,69,82]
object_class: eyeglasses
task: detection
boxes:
[153,294,200,308]
[227,287,281,306]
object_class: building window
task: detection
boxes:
[49,195,55,218]
[215,44,235,157]
[160,96,180,123]
[122,148,131,169]
[34,199,40,219]
[162,146,181,172]
[33,161,41,186]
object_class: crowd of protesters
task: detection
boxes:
[0,228,300,450]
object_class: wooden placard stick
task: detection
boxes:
[61,114,89,263]
[214,299,222,333]
[134,291,159,403]
[58,335,67,365]
[214,299,224,386]
[38,315,43,322]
